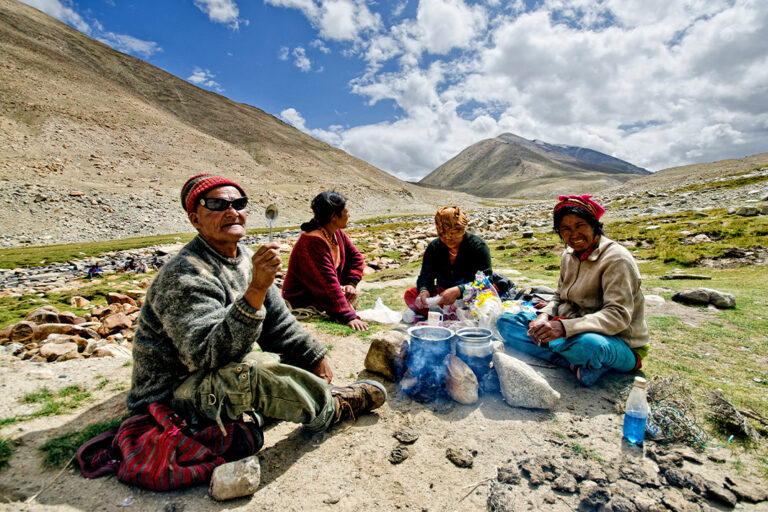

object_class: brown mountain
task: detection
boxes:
[419,133,647,198]
[0,0,475,246]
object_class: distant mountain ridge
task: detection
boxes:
[419,133,649,198]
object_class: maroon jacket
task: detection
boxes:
[282,230,365,323]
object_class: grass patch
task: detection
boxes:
[0,437,12,470]
[670,172,768,195]
[570,442,605,464]
[0,385,93,427]
[40,417,125,468]
[0,233,196,269]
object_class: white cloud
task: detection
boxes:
[310,38,331,54]
[187,67,224,92]
[271,0,768,178]
[292,47,312,72]
[416,0,487,54]
[265,0,381,41]
[19,0,162,59]
[281,108,342,145]
[193,0,244,29]
[19,0,91,33]
[97,33,162,58]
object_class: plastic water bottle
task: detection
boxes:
[622,376,649,445]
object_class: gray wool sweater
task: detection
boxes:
[127,235,328,412]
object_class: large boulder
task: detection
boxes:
[443,354,478,405]
[735,206,760,216]
[9,321,37,344]
[39,340,79,361]
[493,352,561,410]
[363,331,407,381]
[34,323,98,341]
[106,292,137,307]
[25,307,60,324]
[97,313,133,336]
[672,288,735,309]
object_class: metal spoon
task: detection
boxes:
[265,204,278,242]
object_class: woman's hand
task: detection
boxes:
[414,290,431,310]
[342,284,359,305]
[310,357,333,383]
[527,315,565,345]
[347,318,369,331]
[438,286,462,306]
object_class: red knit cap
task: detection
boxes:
[180,174,246,213]
[554,194,605,220]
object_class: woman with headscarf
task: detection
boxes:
[404,206,492,317]
[282,191,369,331]
[497,195,649,387]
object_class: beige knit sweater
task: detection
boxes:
[540,236,649,349]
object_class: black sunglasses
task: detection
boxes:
[199,196,248,212]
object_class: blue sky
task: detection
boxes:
[20,0,768,180]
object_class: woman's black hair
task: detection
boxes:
[553,205,604,238]
[300,191,347,232]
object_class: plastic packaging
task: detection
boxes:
[623,376,649,445]
[357,298,402,324]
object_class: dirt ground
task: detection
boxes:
[2,298,767,512]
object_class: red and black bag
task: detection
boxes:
[76,402,262,491]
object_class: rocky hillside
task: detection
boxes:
[0,0,476,247]
[419,133,648,198]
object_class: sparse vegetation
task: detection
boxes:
[0,437,12,470]
[40,417,125,468]
[1,385,92,427]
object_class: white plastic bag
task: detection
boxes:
[358,298,403,325]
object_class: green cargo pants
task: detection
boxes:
[171,351,335,433]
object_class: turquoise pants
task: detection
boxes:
[497,311,636,372]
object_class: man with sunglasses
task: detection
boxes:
[128,174,386,448]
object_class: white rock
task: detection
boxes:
[493,352,561,410]
[644,295,665,307]
[209,455,261,501]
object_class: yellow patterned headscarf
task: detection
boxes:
[435,206,468,237]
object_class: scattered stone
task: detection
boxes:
[578,482,611,511]
[322,495,341,505]
[605,496,637,512]
[208,455,260,501]
[493,352,561,410]
[704,480,737,507]
[388,445,409,464]
[552,472,578,493]
[520,456,562,485]
[70,296,90,308]
[724,475,768,503]
[672,288,735,309]
[363,330,406,381]
[392,427,419,444]
[542,491,557,504]
[9,321,36,344]
[98,313,133,336]
[644,295,665,307]
[689,234,712,244]
[443,354,478,405]
[445,446,475,468]
[735,206,760,216]
[106,292,137,307]
[34,323,95,341]
[660,274,711,280]
[661,487,698,512]
[619,462,660,488]
[39,341,79,361]
[25,307,60,324]
[91,345,132,358]
[496,464,521,485]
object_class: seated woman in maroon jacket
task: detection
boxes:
[282,191,369,331]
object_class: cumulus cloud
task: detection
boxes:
[20,0,91,33]
[97,33,162,58]
[19,0,162,59]
[273,0,768,177]
[187,67,224,92]
[281,108,342,145]
[265,0,381,41]
[292,47,312,71]
[193,0,244,29]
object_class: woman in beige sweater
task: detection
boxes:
[498,195,649,387]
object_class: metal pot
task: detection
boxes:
[407,325,454,365]
[455,327,494,358]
